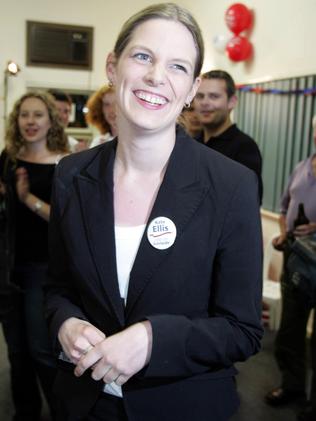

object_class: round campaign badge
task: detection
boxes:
[147,217,177,250]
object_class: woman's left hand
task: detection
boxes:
[74,321,153,386]
[15,167,30,203]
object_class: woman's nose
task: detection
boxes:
[26,115,36,124]
[144,63,166,86]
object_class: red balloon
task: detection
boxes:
[225,3,252,35]
[226,35,252,62]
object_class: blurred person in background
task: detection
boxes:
[85,85,117,148]
[49,90,87,152]
[264,115,316,421]
[178,103,202,138]
[193,69,263,203]
[0,91,69,421]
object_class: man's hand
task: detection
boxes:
[272,234,287,250]
[294,222,316,237]
[272,234,286,247]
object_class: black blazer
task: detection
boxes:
[45,128,263,421]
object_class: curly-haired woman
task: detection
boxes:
[85,85,117,148]
[0,91,69,421]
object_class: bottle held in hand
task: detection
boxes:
[287,203,309,242]
[274,203,309,251]
[293,203,309,228]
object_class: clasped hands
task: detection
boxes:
[58,317,153,386]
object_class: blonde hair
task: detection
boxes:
[5,91,69,159]
[114,3,204,78]
[85,85,115,135]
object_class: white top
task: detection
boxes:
[67,135,79,152]
[89,132,114,148]
[114,224,146,303]
[103,224,146,398]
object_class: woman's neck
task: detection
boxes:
[110,124,118,137]
[115,124,176,175]
[18,143,59,164]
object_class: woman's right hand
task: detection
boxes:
[15,167,30,203]
[58,317,106,364]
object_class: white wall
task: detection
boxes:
[189,0,316,82]
[0,0,173,145]
[1,0,316,146]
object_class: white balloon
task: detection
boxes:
[213,34,230,53]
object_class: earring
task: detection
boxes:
[184,101,191,108]
[108,80,114,87]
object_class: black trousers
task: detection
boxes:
[274,250,316,396]
[1,263,57,421]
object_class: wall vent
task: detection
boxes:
[26,21,93,70]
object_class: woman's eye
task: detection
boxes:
[134,53,152,63]
[170,64,187,73]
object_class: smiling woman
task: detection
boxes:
[45,3,263,421]
[0,91,69,421]
[106,18,200,137]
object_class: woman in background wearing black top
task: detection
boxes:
[0,91,68,421]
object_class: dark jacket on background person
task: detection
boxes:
[0,151,17,317]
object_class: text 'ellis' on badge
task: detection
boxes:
[147,217,177,250]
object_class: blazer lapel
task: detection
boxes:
[126,130,209,317]
[75,143,125,326]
